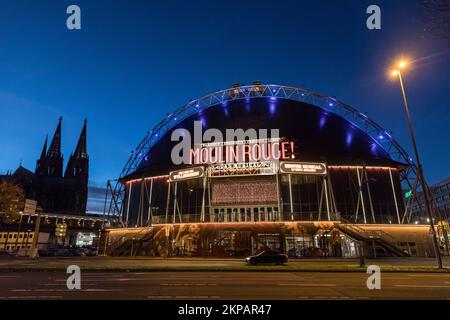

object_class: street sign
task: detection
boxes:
[23,199,37,215]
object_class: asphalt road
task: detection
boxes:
[1,256,448,269]
[0,271,449,300]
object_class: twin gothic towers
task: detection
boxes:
[33,117,89,213]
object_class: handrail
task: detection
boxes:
[107,227,150,253]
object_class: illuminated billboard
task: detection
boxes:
[169,166,205,182]
[279,162,327,175]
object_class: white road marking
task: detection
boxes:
[43,283,96,286]
[12,288,123,292]
[35,289,68,292]
[394,284,450,288]
[406,274,447,277]
[54,277,163,282]
[278,283,336,287]
[84,289,124,292]
[55,278,127,282]
[7,296,63,299]
[175,295,220,299]
[128,272,147,275]
[11,289,30,292]
[160,283,217,286]
[167,274,222,277]
[160,263,229,267]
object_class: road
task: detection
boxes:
[0,271,449,300]
[1,256,448,270]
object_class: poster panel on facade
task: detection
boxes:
[280,162,327,175]
[169,166,205,182]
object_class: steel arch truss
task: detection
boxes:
[106,84,417,219]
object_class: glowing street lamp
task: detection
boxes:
[398,60,407,69]
[389,58,443,269]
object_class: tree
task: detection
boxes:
[0,180,25,224]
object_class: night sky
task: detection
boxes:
[0,1,449,213]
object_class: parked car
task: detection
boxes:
[245,250,288,265]
[0,250,14,257]
[84,248,98,256]
[38,248,57,257]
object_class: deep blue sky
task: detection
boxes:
[0,1,449,212]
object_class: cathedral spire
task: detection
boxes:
[39,134,48,161]
[42,117,64,177]
[47,117,62,158]
[35,134,49,175]
[73,118,87,159]
[64,119,89,181]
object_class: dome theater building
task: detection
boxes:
[104,83,440,258]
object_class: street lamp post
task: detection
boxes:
[29,211,41,258]
[16,211,23,249]
[391,61,443,269]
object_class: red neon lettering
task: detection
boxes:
[281,141,289,159]
[251,144,261,161]
[271,142,280,160]
[189,148,201,164]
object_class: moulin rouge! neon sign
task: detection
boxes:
[189,138,295,165]
[170,121,295,165]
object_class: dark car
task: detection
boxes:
[38,248,57,257]
[0,250,14,257]
[245,250,288,265]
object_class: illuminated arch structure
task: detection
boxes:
[105,83,423,225]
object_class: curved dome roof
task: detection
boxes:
[127,97,399,179]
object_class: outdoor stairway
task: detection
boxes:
[338,222,409,258]
[108,228,154,256]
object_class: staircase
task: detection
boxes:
[108,228,154,256]
[338,220,409,258]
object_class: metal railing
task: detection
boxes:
[144,212,342,224]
